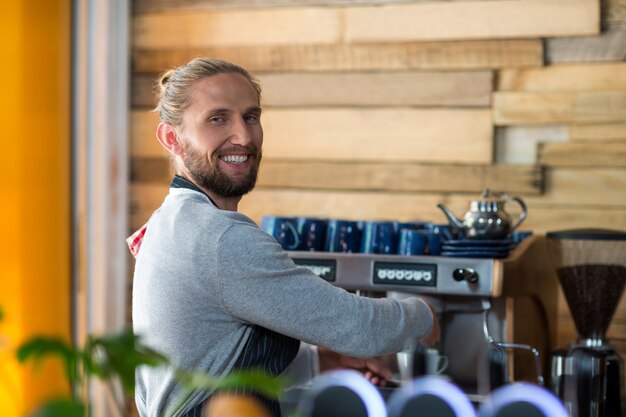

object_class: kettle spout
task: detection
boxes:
[437,203,464,231]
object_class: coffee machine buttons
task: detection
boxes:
[452,268,479,284]
[372,261,437,287]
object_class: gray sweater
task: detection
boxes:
[132,187,433,417]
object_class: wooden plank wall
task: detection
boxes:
[130,0,626,372]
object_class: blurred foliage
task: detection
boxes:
[14,326,287,417]
[82,330,169,393]
[27,398,85,417]
[177,368,285,400]
[17,329,169,395]
[17,337,81,386]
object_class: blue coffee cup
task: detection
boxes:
[428,223,457,241]
[415,224,452,256]
[361,221,397,254]
[260,215,300,250]
[297,217,328,252]
[397,229,427,256]
[426,232,442,256]
[325,219,361,253]
[394,221,431,233]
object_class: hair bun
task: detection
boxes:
[158,69,175,92]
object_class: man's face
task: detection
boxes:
[178,73,263,198]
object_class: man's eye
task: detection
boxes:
[209,116,225,123]
[245,114,260,123]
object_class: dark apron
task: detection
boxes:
[182,325,300,417]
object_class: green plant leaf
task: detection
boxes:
[175,368,286,400]
[84,328,169,393]
[27,397,85,417]
[17,337,80,385]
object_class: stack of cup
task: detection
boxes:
[260,215,456,257]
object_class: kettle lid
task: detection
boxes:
[477,188,504,202]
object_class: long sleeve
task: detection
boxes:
[216,222,434,357]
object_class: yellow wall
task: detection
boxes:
[0,0,71,415]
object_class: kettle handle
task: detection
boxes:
[510,196,528,232]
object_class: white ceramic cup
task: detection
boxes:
[425,348,449,375]
[397,347,448,382]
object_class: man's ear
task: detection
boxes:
[156,122,184,156]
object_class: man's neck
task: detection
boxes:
[208,191,241,212]
[176,172,241,211]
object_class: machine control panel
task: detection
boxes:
[289,252,501,296]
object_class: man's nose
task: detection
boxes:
[229,117,253,145]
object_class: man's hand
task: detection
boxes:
[418,298,441,347]
[317,348,393,387]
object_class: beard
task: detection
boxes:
[182,142,262,198]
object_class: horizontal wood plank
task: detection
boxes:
[131,157,543,194]
[133,0,510,14]
[133,108,494,163]
[257,161,540,193]
[569,122,626,141]
[546,23,626,64]
[132,110,163,157]
[132,39,544,73]
[134,8,342,48]
[258,71,493,107]
[498,62,626,92]
[134,71,494,108]
[131,158,173,183]
[493,91,626,125]
[130,185,626,232]
[538,142,626,167]
[262,108,493,163]
[525,168,626,206]
[523,206,626,234]
[132,74,158,108]
[131,184,169,227]
[345,0,599,42]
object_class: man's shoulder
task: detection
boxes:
[160,188,258,231]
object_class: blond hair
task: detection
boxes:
[154,57,261,127]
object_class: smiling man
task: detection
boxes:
[156,70,263,209]
[130,57,438,417]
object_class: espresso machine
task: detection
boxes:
[288,234,559,402]
[547,229,626,417]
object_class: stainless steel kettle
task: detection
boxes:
[437,189,527,240]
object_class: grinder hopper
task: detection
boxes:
[546,229,626,347]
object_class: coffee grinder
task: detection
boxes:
[547,229,626,417]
